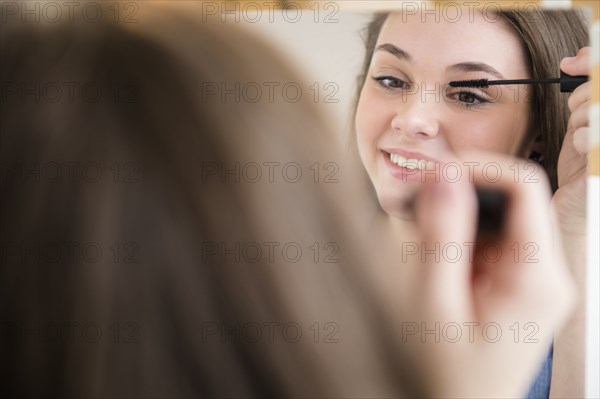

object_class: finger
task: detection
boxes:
[414,166,477,313]
[567,99,590,131]
[568,82,591,112]
[573,127,590,155]
[560,46,591,76]
[454,150,553,248]
[455,151,574,327]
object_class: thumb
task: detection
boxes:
[414,169,478,316]
[560,46,591,76]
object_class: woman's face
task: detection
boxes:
[355,10,532,219]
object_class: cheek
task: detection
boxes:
[445,108,530,155]
[507,104,532,154]
[445,120,509,152]
[355,93,374,163]
[355,88,388,154]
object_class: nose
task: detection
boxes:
[390,86,441,139]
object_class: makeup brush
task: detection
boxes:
[408,187,507,234]
[476,188,506,233]
[449,71,587,93]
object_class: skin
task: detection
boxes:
[355,8,591,397]
[549,47,591,399]
[355,11,533,219]
[402,151,576,398]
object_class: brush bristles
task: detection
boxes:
[448,79,490,88]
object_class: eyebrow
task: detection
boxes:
[375,43,506,80]
[375,43,412,62]
[447,62,505,80]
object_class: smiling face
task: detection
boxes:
[355,10,532,219]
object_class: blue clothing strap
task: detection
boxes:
[526,345,554,399]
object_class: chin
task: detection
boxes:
[377,191,417,221]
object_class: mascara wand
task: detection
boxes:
[449,71,588,93]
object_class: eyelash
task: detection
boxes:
[450,91,489,109]
[371,75,490,109]
[372,76,411,90]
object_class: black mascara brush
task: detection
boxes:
[449,71,588,93]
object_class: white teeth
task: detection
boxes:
[389,153,435,170]
[406,158,420,169]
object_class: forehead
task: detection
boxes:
[377,10,529,77]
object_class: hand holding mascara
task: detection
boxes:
[449,71,588,93]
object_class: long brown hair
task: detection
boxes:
[0,5,419,398]
[354,8,589,192]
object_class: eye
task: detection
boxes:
[458,92,478,103]
[448,90,489,109]
[371,76,411,90]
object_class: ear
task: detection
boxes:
[523,135,545,162]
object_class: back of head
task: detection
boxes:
[1,4,415,398]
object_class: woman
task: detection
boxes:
[0,2,578,398]
[353,6,590,398]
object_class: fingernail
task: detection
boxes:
[562,56,576,65]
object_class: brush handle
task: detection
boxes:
[560,71,588,92]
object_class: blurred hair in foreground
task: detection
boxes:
[0,3,578,399]
[0,3,416,398]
